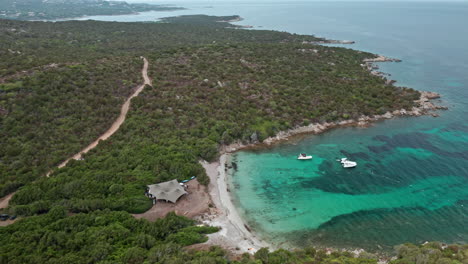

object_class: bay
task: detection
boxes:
[68,1,468,251]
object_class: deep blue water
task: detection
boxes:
[74,2,468,251]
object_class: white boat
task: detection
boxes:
[298,153,313,160]
[339,158,357,168]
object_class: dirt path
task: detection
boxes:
[48,57,152,175]
[0,193,14,209]
[1,57,151,211]
[0,193,17,227]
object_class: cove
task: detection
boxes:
[224,1,468,251]
[69,0,468,252]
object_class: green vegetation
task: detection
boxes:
[1,208,466,264]
[0,14,442,264]
[159,15,247,28]
[6,40,418,217]
[0,59,142,197]
[0,17,323,75]
[390,242,468,264]
[0,0,184,21]
[0,208,219,264]
[2,206,379,264]
[0,15,327,199]
[1,13,418,219]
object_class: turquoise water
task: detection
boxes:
[230,124,468,250]
[74,2,468,251]
[224,2,468,251]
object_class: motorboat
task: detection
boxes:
[298,153,313,160]
[339,158,357,168]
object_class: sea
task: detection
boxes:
[68,1,468,252]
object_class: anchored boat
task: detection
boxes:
[298,153,313,160]
[339,158,357,168]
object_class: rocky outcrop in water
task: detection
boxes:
[361,55,402,79]
[363,55,402,63]
[303,40,355,45]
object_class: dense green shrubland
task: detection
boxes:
[0,15,325,196]
[0,58,142,197]
[8,43,418,216]
[0,16,323,74]
[2,15,418,215]
[389,242,468,264]
[0,15,440,264]
[0,209,218,264]
[1,208,466,263]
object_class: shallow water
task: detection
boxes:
[72,1,468,251]
[230,121,468,251]
[225,2,468,251]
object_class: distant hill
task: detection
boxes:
[0,0,184,20]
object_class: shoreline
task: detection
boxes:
[218,91,446,155]
[198,57,447,255]
[199,156,271,254]
[218,16,254,29]
[218,54,446,153]
[306,39,356,44]
[197,90,446,258]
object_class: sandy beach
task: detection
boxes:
[195,89,445,255]
[0,53,446,254]
[198,155,271,254]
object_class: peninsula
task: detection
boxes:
[0,14,462,264]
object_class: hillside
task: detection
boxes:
[0,16,419,211]
[0,16,329,197]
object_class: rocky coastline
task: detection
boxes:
[304,40,356,45]
[219,16,255,29]
[219,90,446,154]
[361,55,403,83]
[199,91,446,260]
[218,54,447,153]
[217,16,244,23]
[201,55,447,260]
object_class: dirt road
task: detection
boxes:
[49,57,152,175]
[0,193,13,209]
[0,57,151,217]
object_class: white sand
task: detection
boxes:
[200,154,271,254]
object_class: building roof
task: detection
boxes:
[147,179,187,203]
